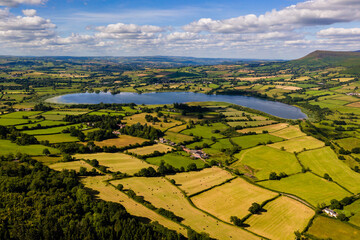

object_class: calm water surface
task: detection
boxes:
[47,92,307,119]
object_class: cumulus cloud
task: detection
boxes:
[318,27,360,38]
[0,0,46,7]
[94,22,164,39]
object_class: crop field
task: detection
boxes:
[269,136,325,153]
[21,123,83,135]
[0,111,42,118]
[146,153,204,169]
[245,196,314,240]
[298,147,360,193]
[306,216,360,240]
[0,139,59,155]
[164,131,194,143]
[35,133,79,143]
[231,134,284,149]
[0,118,31,126]
[128,144,173,156]
[94,135,147,148]
[269,125,306,139]
[112,177,259,240]
[335,137,360,151]
[49,160,95,172]
[168,167,234,195]
[259,172,351,206]
[74,152,154,175]
[181,122,228,139]
[192,178,278,221]
[227,120,276,128]
[237,123,288,134]
[81,176,188,235]
[232,146,302,180]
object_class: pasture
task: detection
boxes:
[124,113,182,131]
[269,136,325,153]
[227,120,275,128]
[306,216,360,240]
[128,144,173,156]
[94,135,146,148]
[269,125,306,139]
[81,176,188,235]
[237,123,288,134]
[49,160,95,172]
[245,197,314,240]
[164,131,194,143]
[16,120,68,129]
[74,152,155,175]
[0,111,42,118]
[35,133,79,143]
[167,124,188,133]
[259,172,351,206]
[22,124,83,135]
[335,137,360,151]
[146,153,204,169]
[191,178,278,221]
[112,177,259,240]
[0,139,59,155]
[298,147,360,193]
[33,156,62,165]
[232,146,302,180]
[0,118,31,126]
[231,134,284,149]
[181,122,228,139]
[168,167,234,195]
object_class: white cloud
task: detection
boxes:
[318,27,360,38]
[22,9,36,17]
[0,0,46,7]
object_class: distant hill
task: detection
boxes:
[289,50,360,72]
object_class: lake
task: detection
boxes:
[46,92,307,119]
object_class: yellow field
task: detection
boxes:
[112,177,259,240]
[124,113,182,131]
[347,102,360,108]
[245,197,314,240]
[94,135,146,148]
[270,125,306,139]
[237,123,288,134]
[128,144,173,156]
[49,160,95,172]
[81,176,187,235]
[168,167,234,196]
[192,178,278,221]
[269,136,325,153]
[74,152,154,174]
[168,124,188,133]
[33,156,62,165]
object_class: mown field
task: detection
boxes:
[49,160,96,172]
[127,144,173,156]
[164,131,194,143]
[192,178,278,221]
[269,125,306,139]
[35,133,79,143]
[269,136,325,153]
[231,134,284,149]
[237,123,288,134]
[94,135,147,148]
[146,152,204,169]
[232,146,302,180]
[245,196,314,240]
[335,137,360,151]
[168,167,234,196]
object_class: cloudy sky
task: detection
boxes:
[0,0,360,59]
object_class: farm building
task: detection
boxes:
[323,208,338,218]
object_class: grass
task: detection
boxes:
[22,124,83,135]
[168,124,188,133]
[269,136,325,153]
[335,137,360,151]
[128,144,173,156]
[237,123,288,134]
[111,177,259,240]
[44,110,89,115]
[192,178,278,221]
[82,176,188,235]
[94,135,146,148]
[181,122,228,139]
[232,146,302,180]
[227,120,275,128]
[0,139,59,155]
[298,147,360,193]
[306,215,360,240]
[210,138,233,151]
[146,153,205,169]
[164,131,194,143]
[231,134,284,149]
[0,111,42,118]
[74,152,154,175]
[259,172,351,206]
[33,156,62,165]
[245,196,314,240]
[0,118,31,126]
[49,160,95,172]
[35,133,79,143]
[168,167,234,196]
[124,113,182,131]
[16,120,68,129]
[269,125,306,139]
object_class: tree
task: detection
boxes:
[324,173,333,181]
[337,213,348,221]
[249,202,262,214]
[269,172,278,180]
[42,148,50,156]
[230,216,243,227]
[187,163,197,171]
[79,167,87,176]
[330,199,342,210]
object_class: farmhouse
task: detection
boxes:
[181,146,209,159]
[323,208,338,218]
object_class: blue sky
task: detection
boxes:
[1,0,360,59]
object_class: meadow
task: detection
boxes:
[0,139,59,155]
[49,160,95,172]
[181,122,229,139]
[335,137,360,151]
[237,123,288,134]
[269,136,325,153]
[231,134,284,149]
[269,125,306,139]
[128,144,173,156]
[164,131,194,143]
[146,153,205,169]
[35,133,79,143]
[21,124,83,135]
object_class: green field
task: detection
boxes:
[0,118,31,126]
[270,125,306,139]
[16,120,68,129]
[259,172,351,206]
[49,160,96,172]
[164,131,194,143]
[232,146,302,180]
[146,152,205,169]
[237,123,288,134]
[22,124,83,135]
[168,167,234,195]
[210,138,233,150]
[335,137,360,151]
[227,120,275,128]
[128,144,173,156]
[298,147,360,193]
[269,136,325,153]
[35,133,79,143]
[74,152,154,174]
[0,111,42,118]
[181,122,228,139]
[231,134,284,149]
[306,215,360,240]
[112,177,259,240]
[0,139,59,155]
[192,178,278,221]
[245,196,314,240]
